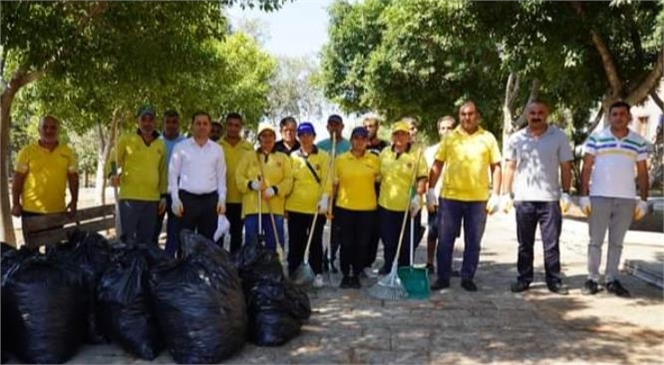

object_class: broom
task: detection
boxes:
[368,144,422,300]
[292,143,335,286]
[255,152,285,262]
[322,136,337,284]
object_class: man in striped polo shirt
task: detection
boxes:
[580,101,649,297]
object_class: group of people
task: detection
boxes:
[11,99,650,296]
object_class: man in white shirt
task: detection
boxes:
[169,111,227,254]
[424,116,455,274]
[580,101,649,297]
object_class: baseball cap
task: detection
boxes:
[351,126,368,139]
[137,105,155,118]
[297,122,316,136]
[392,121,410,134]
[257,122,276,137]
[327,114,343,124]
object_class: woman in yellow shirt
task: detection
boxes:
[285,123,332,287]
[378,121,428,274]
[334,127,381,289]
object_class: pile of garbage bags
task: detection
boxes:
[1,230,310,364]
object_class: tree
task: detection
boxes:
[0,0,284,244]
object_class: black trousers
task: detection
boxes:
[177,190,218,243]
[337,207,376,277]
[287,211,325,275]
[364,210,381,268]
[226,202,244,253]
[515,201,563,284]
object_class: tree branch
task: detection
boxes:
[649,89,664,112]
[626,48,664,106]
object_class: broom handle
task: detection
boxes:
[255,151,284,257]
[303,136,336,263]
[391,144,423,271]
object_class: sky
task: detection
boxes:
[226,0,332,58]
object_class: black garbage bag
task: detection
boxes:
[232,239,311,346]
[97,245,163,360]
[151,230,247,364]
[50,230,112,344]
[3,255,88,363]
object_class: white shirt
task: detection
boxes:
[169,138,227,201]
[584,127,648,199]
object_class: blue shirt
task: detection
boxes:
[317,138,351,157]
[161,134,186,166]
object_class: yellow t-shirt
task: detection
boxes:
[219,138,254,204]
[378,145,428,211]
[334,151,380,211]
[112,132,167,201]
[15,142,77,214]
[286,148,333,214]
[435,126,501,201]
[236,150,293,217]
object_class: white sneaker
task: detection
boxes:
[313,274,324,288]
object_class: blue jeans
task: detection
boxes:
[244,214,285,251]
[436,198,487,281]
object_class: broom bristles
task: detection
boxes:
[292,263,316,286]
[368,267,407,300]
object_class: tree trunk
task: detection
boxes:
[94,109,120,205]
[502,72,519,155]
[514,79,540,129]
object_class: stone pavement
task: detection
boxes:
[8,212,664,364]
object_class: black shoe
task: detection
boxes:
[546,281,569,295]
[331,262,339,274]
[582,279,601,295]
[606,280,631,297]
[431,279,450,291]
[350,276,362,289]
[510,280,530,293]
[339,276,352,289]
[461,279,478,292]
[426,263,434,274]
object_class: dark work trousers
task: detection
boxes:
[225,203,244,253]
[287,211,326,276]
[336,207,376,277]
[436,198,487,282]
[155,195,180,256]
[177,190,218,246]
[515,201,563,284]
[120,199,159,245]
[327,204,342,263]
[379,207,422,271]
[21,211,56,254]
[364,183,382,268]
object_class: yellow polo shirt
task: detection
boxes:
[220,137,254,204]
[286,148,333,214]
[378,145,428,211]
[112,131,167,201]
[334,151,380,211]
[236,150,293,217]
[435,126,501,201]
[15,143,77,213]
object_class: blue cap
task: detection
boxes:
[351,126,368,139]
[297,122,316,136]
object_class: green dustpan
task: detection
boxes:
[398,266,430,300]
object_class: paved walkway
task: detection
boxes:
[7,212,664,364]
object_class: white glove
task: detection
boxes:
[317,194,329,214]
[426,188,437,210]
[249,180,261,191]
[262,187,276,199]
[579,196,592,216]
[171,197,184,217]
[213,215,230,241]
[501,194,513,213]
[559,193,571,213]
[410,195,421,215]
[486,194,500,215]
[634,199,648,221]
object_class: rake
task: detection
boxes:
[369,144,423,301]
